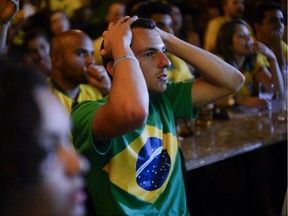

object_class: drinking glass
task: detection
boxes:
[258,83,274,119]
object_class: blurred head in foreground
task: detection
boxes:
[0,57,89,216]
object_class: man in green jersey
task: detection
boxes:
[71,16,244,215]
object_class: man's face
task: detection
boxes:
[130,28,171,93]
[58,34,95,86]
[259,9,284,41]
[150,14,174,34]
[225,0,245,19]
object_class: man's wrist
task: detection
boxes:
[113,55,139,68]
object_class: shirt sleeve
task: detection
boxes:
[70,100,104,152]
[165,81,198,120]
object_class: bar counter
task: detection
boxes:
[177,106,287,171]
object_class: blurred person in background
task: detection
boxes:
[253,1,287,74]
[204,0,253,53]
[281,0,287,43]
[170,4,200,47]
[23,28,51,77]
[49,9,70,36]
[93,2,126,65]
[70,0,99,39]
[214,19,283,108]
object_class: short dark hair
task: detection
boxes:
[0,57,47,214]
[101,18,156,76]
[253,1,282,25]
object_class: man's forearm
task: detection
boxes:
[163,33,244,92]
[272,41,287,72]
[269,57,284,95]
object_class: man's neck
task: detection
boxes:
[50,77,80,100]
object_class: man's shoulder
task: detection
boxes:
[71,97,106,118]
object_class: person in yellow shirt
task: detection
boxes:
[214,19,284,108]
[253,1,287,73]
[49,29,111,113]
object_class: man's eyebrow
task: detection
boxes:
[144,47,158,52]
[140,46,166,53]
[74,47,94,54]
[73,48,87,53]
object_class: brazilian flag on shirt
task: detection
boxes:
[71,81,196,215]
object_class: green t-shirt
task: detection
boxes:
[71,81,197,216]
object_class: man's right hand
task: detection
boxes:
[100,16,138,58]
[86,64,111,96]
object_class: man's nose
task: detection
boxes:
[86,54,95,65]
[159,52,171,68]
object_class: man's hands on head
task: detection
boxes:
[0,0,19,24]
[100,16,138,59]
[155,26,170,43]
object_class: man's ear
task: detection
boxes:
[106,61,114,77]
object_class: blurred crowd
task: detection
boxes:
[1,0,286,64]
